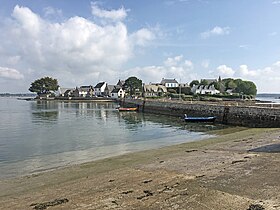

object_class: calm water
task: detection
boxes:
[0,98,227,178]
[256,94,280,104]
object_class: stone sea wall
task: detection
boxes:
[120,99,280,128]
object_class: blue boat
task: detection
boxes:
[184,114,216,123]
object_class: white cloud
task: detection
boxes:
[164,0,189,6]
[239,65,259,77]
[273,61,280,67]
[201,60,209,68]
[0,67,24,80]
[239,45,249,49]
[268,32,277,36]
[201,26,230,39]
[91,2,127,21]
[217,65,235,77]
[272,0,280,4]
[130,28,155,46]
[0,5,155,91]
[124,55,193,84]
[43,7,63,17]
[213,62,280,93]
[164,55,183,66]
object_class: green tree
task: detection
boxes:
[124,76,142,96]
[200,79,208,86]
[213,81,221,91]
[227,80,237,90]
[189,80,199,87]
[235,80,257,96]
[29,77,59,95]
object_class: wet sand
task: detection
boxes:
[0,128,280,210]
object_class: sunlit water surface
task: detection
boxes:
[0,98,229,178]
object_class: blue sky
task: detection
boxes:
[0,0,280,93]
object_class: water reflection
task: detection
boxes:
[0,99,233,178]
[32,111,58,123]
[31,101,59,123]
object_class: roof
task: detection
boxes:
[117,79,125,86]
[107,85,121,92]
[94,82,106,88]
[160,78,178,84]
[111,88,122,93]
[59,88,72,94]
[64,89,73,95]
[192,84,217,91]
[144,84,167,92]
[201,79,217,84]
[80,85,93,89]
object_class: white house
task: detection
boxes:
[191,84,220,95]
[94,82,107,96]
[160,78,179,88]
[72,86,94,97]
[110,87,125,98]
[56,87,73,97]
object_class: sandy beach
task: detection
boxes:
[0,127,280,210]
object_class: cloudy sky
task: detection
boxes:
[0,0,280,93]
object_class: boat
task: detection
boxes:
[184,114,216,122]
[117,107,138,111]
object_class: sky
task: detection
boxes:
[0,0,280,93]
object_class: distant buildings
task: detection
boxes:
[143,84,167,97]
[160,78,179,88]
[191,84,220,95]
[56,77,222,99]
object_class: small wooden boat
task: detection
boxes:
[184,114,216,122]
[117,107,138,111]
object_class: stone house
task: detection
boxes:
[72,86,94,97]
[143,84,168,97]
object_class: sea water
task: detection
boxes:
[0,97,227,178]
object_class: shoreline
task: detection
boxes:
[1,128,280,209]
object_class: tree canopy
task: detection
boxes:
[189,80,199,87]
[124,76,142,96]
[29,77,59,95]
[222,78,257,96]
[190,77,257,96]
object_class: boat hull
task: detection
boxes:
[117,107,138,111]
[184,116,216,123]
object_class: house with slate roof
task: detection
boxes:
[116,79,125,88]
[160,78,179,88]
[72,85,94,97]
[94,82,107,96]
[105,85,121,96]
[110,87,125,98]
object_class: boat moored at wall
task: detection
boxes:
[184,114,216,123]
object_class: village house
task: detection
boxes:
[191,84,220,95]
[104,85,122,97]
[160,78,179,88]
[63,89,73,97]
[94,82,107,97]
[110,87,125,98]
[72,86,94,98]
[56,87,73,97]
[116,79,125,88]
[143,84,167,97]
[179,83,189,88]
